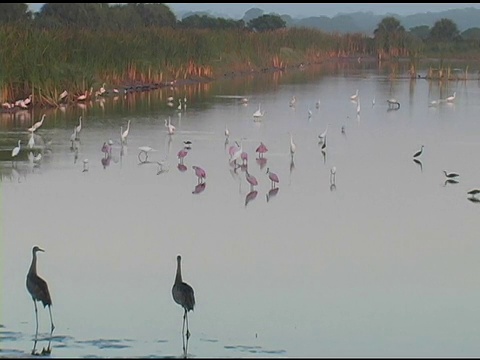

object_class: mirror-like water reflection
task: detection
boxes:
[2,60,480,357]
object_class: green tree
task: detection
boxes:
[247,14,286,32]
[0,3,32,24]
[409,25,430,40]
[462,27,480,40]
[373,16,406,58]
[243,8,264,23]
[131,3,176,28]
[35,3,108,29]
[429,18,460,42]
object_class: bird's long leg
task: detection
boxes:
[185,311,190,340]
[31,338,38,355]
[182,310,186,338]
[33,299,39,341]
[48,305,55,334]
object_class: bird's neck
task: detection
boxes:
[28,253,37,275]
[175,262,182,283]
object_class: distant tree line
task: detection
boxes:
[0,3,286,31]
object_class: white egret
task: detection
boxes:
[253,103,264,118]
[319,124,329,141]
[12,140,21,158]
[121,120,131,143]
[29,114,46,132]
[446,91,456,102]
[290,133,296,157]
[75,116,82,135]
[165,117,175,135]
[350,89,359,101]
[28,132,35,149]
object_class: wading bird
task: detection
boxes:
[443,170,459,179]
[290,134,296,158]
[172,255,195,343]
[75,116,82,137]
[446,91,456,102]
[192,165,206,184]
[121,120,131,144]
[29,114,46,132]
[12,140,21,161]
[245,170,258,190]
[350,89,359,101]
[26,246,55,339]
[467,189,480,197]
[256,142,268,158]
[266,167,279,188]
[165,117,175,135]
[413,145,424,159]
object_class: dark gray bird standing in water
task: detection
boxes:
[26,246,55,339]
[172,255,195,342]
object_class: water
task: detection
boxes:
[2,61,480,357]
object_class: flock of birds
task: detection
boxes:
[9,82,479,357]
[26,246,195,356]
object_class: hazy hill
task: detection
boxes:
[177,7,480,34]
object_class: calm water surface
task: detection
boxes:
[2,61,480,357]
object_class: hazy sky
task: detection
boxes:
[28,4,480,18]
[164,3,480,18]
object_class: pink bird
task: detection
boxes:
[266,167,279,188]
[192,165,206,184]
[177,148,188,164]
[245,170,258,190]
[256,142,268,158]
[241,151,248,166]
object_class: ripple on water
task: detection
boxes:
[76,338,133,349]
[224,344,286,355]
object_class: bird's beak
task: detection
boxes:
[38,247,45,252]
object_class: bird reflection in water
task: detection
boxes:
[256,157,267,170]
[32,337,52,356]
[413,158,423,172]
[266,187,279,202]
[101,155,111,169]
[178,163,188,172]
[467,196,480,204]
[245,190,258,207]
[192,182,206,194]
[443,178,459,187]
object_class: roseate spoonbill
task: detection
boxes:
[266,167,279,188]
[192,165,206,184]
[76,90,88,101]
[121,120,130,143]
[245,170,258,190]
[177,148,188,164]
[240,151,248,166]
[350,89,359,101]
[443,170,459,179]
[26,246,55,340]
[172,255,195,343]
[256,142,268,158]
[228,141,239,158]
[230,139,244,165]
[413,145,424,158]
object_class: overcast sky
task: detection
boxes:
[164,3,480,18]
[27,4,480,18]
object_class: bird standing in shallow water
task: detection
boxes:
[26,246,55,342]
[172,255,195,347]
[413,145,424,158]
